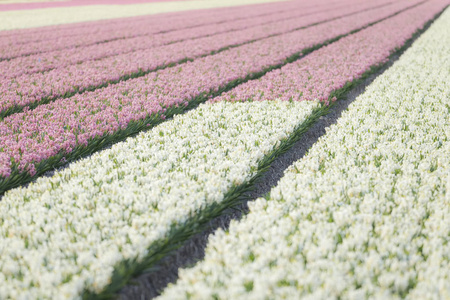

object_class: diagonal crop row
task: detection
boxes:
[158,10,450,298]
[0,0,318,60]
[0,0,400,118]
[0,0,441,196]
[0,0,365,79]
[1,4,448,298]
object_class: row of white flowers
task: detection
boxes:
[0,100,319,299]
[159,8,450,300]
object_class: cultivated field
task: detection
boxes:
[0,0,449,299]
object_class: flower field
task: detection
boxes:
[159,8,450,298]
[0,0,449,299]
[0,0,403,116]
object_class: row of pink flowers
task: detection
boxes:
[0,1,359,79]
[0,0,309,60]
[0,0,412,116]
[0,0,442,180]
[214,0,447,106]
[0,0,310,40]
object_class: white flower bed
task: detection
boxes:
[159,9,450,300]
[0,100,319,299]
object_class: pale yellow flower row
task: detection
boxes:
[0,0,68,4]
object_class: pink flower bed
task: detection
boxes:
[213,0,448,105]
[0,0,411,116]
[0,1,359,79]
[0,0,304,39]
[0,0,439,180]
[0,0,309,59]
